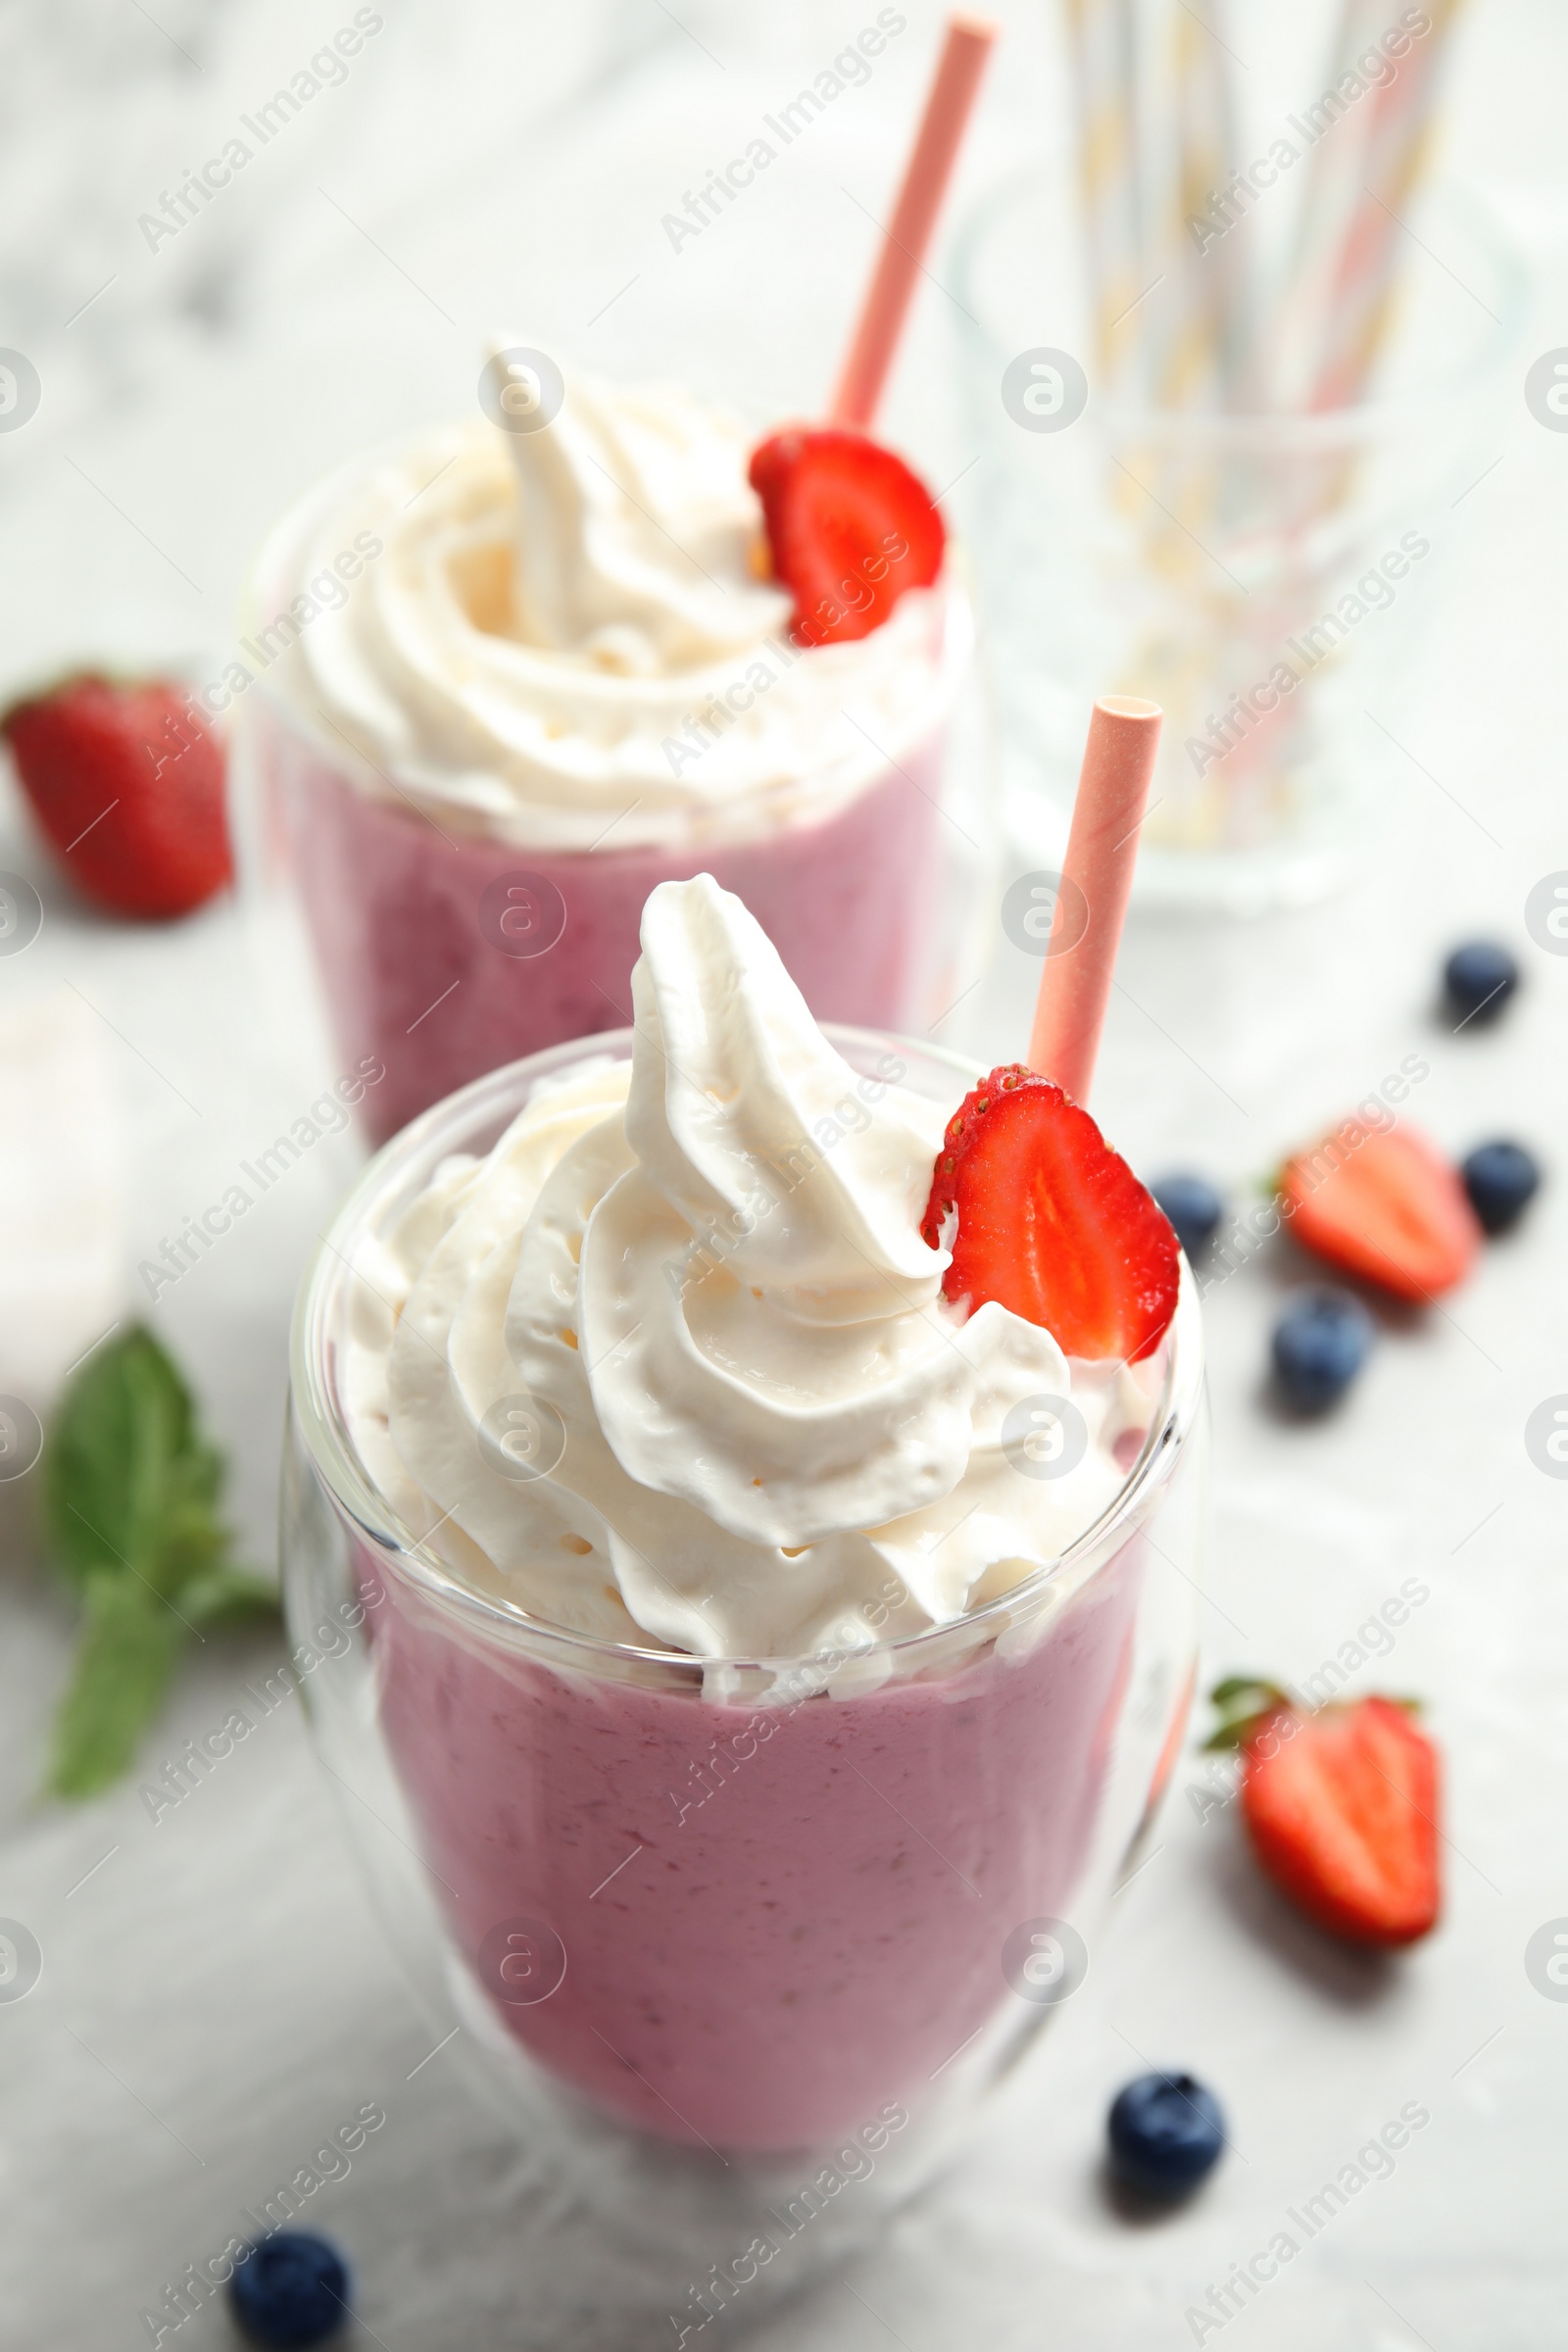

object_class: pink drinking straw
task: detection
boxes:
[829,13,998,431]
[1027,697,1163,1103]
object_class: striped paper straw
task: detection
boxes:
[1307,0,1468,410]
[1266,0,1389,408]
[1060,0,1145,393]
[1118,1,1246,648]
[1147,1,1240,412]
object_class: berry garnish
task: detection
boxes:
[1270,1287,1372,1411]
[1150,1171,1224,1262]
[1107,2072,1225,2198]
[923,1064,1179,1362]
[2,673,230,918]
[1443,939,1518,1027]
[229,2231,350,2347]
[747,425,945,648]
[1206,1678,1441,1947]
[1460,1139,1540,1235]
[1280,1123,1480,1300]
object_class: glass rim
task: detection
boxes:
[952,170,1529,450]
[289,1023,1205,1681]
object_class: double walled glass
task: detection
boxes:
[234,434,990,1146]
[283,1027,1207,2303]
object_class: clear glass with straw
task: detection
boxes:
[951,174,1526,911]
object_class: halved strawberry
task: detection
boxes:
[922,1063,1179,1362]
[1209,1679,1441,1947]
[1281,1123,1479,1301]
[2,673,230,919]
[747,425,945,648]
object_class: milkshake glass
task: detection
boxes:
[236,373,981,1143]
[281,885,1206,2286]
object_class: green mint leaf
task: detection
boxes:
[40,1327,263,1794]
[43,1325,227,1597]
[48,1572,186,1799]
[179,1567,279,1627]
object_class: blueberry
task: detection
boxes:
[1107,2071,1225,2197]
[1443,940,1518,1027]
[1151,1172,1224,1261]
[1461,1139,1541,1235]
[1271,1288,1372,1410]
[228,2233,350,2348]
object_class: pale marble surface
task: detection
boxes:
[2,1,1568,2345]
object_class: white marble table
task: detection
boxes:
[2,3,1567,2344]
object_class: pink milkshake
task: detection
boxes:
[357,1518,1146,2151]
[289,878,1204,2165]
[240,371,974,1143]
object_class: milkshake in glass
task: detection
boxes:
[285,878,1205,2184]
[241,368,974,1143]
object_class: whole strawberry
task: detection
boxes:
[2,674,231,919]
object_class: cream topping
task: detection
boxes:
[250,372,963,853]
[343,879,1158,1666]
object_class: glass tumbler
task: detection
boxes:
[282,1026,1207,2317]
[951,176,1526,911]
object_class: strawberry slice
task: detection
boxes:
[1209,1680,1441,1947]
[747,426,945,648]
[1281,1123,1479,1301]
[922,1063,1179,1362]
[3,673,230,920]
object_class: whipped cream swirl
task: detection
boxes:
[250,371,964,854]
[344,879,1158,1666]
